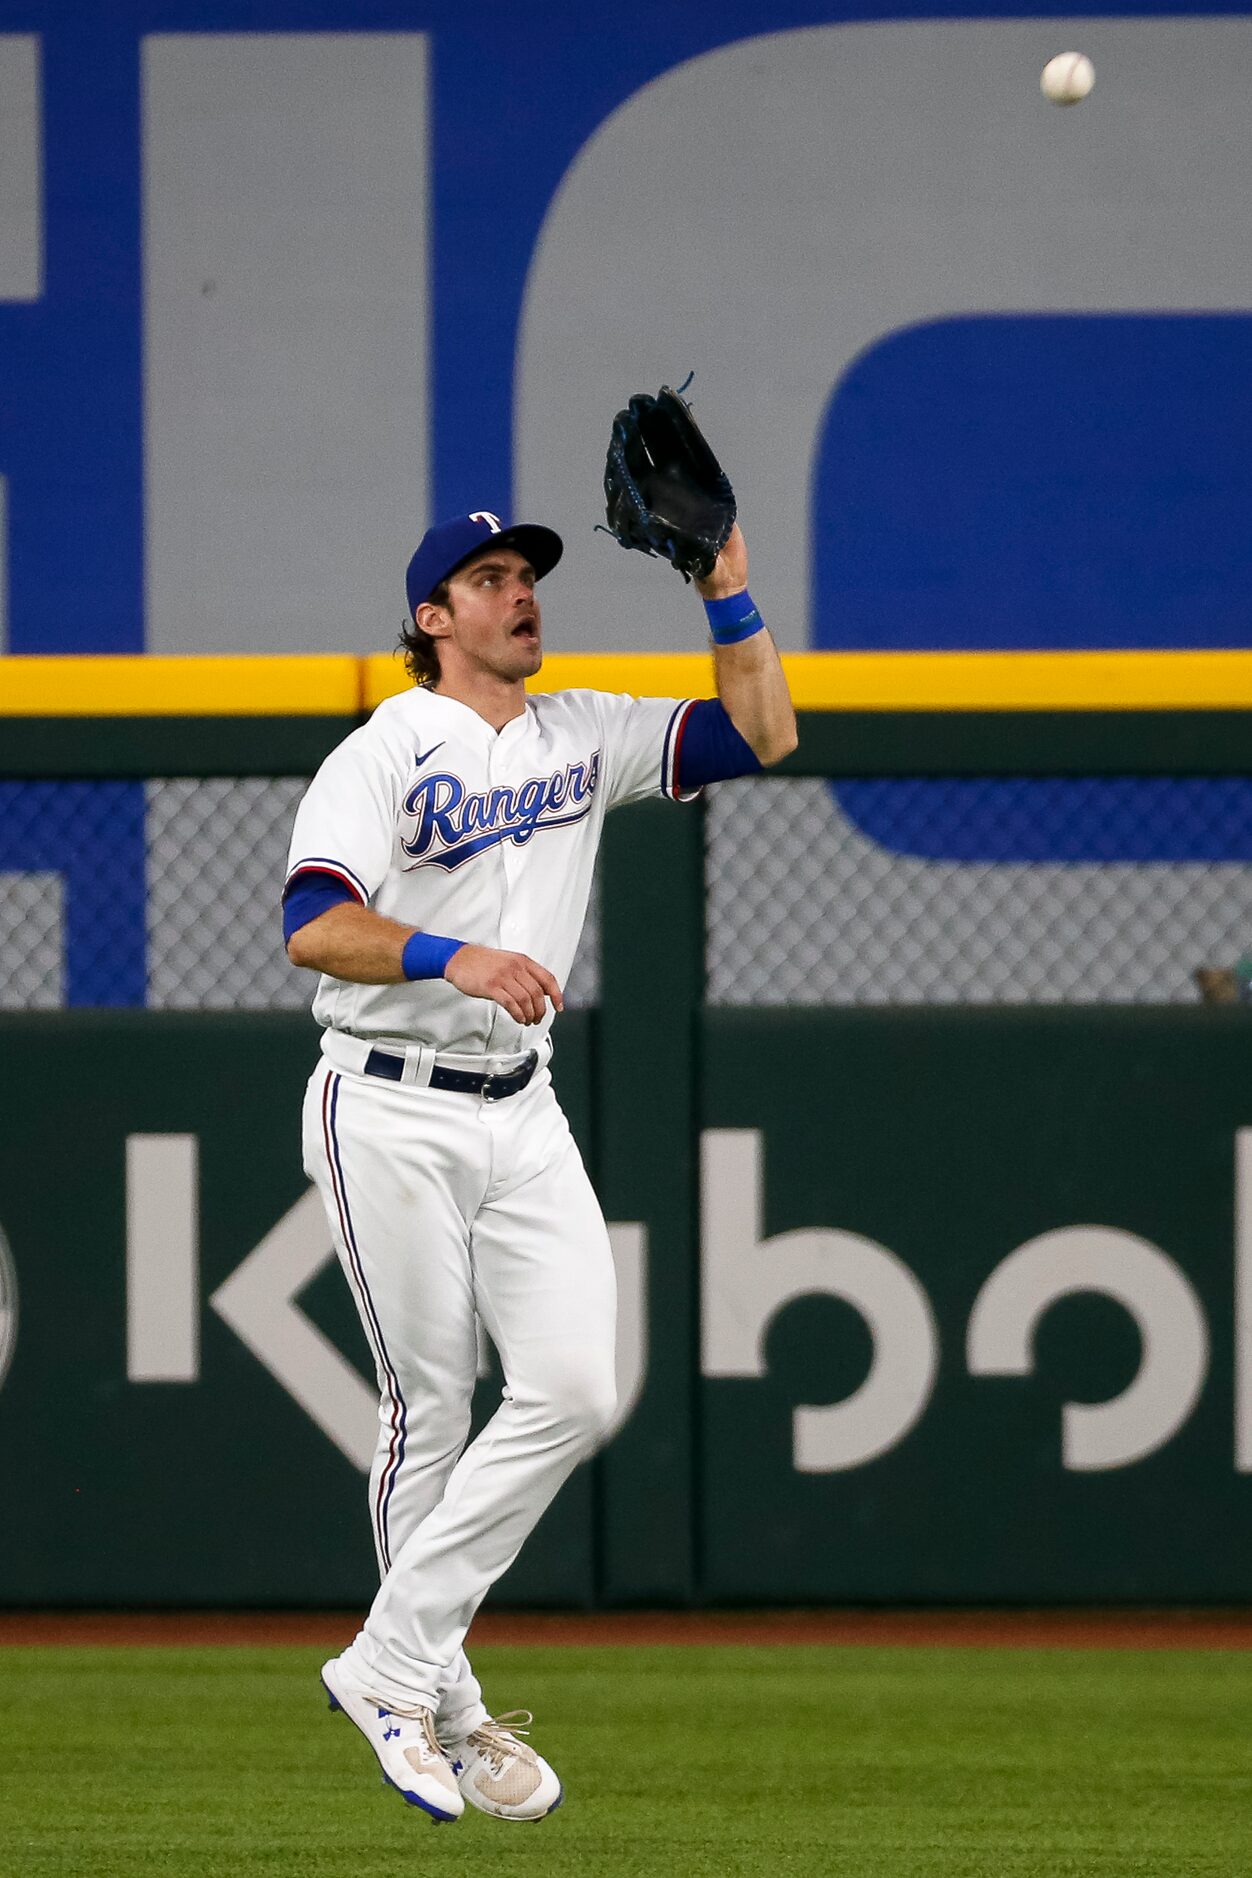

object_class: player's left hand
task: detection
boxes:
[695,523,748,601]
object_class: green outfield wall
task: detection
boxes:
[3,991,1252,1608]
[698,1006,1252,1602]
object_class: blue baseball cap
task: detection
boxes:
[405,512,564,619]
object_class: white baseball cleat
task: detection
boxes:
[321,1657,464,1824]
[444,1710,564,1821]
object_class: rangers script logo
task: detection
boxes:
[401,754,601,871]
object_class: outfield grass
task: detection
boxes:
[1,1642,1248,1876]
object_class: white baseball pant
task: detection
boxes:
[302,1054,617,1729]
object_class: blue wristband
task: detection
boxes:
[703,588,764,646]
[402,931,464,981]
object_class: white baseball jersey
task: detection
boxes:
[286,685,697,1055]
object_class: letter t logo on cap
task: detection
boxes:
[469,511,502,531]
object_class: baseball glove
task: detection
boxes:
[602,382,736,582]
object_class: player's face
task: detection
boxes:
[439,548,542,683]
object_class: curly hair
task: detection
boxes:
[398,579,450,687]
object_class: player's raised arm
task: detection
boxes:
[600,381,796,773]
[694,523,797,766]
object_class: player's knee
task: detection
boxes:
[389,1381,472,1461]
[403,1413,472,1474]
[547,1357,617,1449]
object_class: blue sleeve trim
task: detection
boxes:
[661,699,696,800]
[284,855,369,901]
[282,871,356,942]
[676,698,763,790]
[704,588,765,646]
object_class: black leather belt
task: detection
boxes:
[362,1046,539,1101]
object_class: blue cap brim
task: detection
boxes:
[455,523,563,585]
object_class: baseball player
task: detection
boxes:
[283,506,796,1824]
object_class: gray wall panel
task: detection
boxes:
[0,36,41,303]
[143,33,428,654]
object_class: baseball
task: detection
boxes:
[1041,51,1095,105]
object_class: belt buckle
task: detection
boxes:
[483,1049,538,1102]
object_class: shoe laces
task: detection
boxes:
[467,1710,536,1773]
[379,1703,446,1767]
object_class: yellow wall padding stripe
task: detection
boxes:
[5,648,1252,717]
[369,648,1252,712]
[780,648,1252,711]
[0,655,361,717]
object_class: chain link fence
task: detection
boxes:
[146,779,310,1010]
[707,776,1252,1005]
[0,873,62,1008]
[4,769,1252,1010]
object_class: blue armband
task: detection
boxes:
[401,930,464,981]
[282,871,357,942]
[703,588,765,646]
[674,698,763,789]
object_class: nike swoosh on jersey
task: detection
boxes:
[414,742,445,769]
